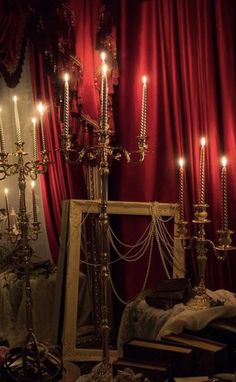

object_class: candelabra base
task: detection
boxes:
[186,291,211,310]
[2,337,62,382]
[77,362,112,382]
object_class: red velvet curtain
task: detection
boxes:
[2,0,236,296]
[109,0,236,300]
[28,1,102,263]
[69,0,101,121]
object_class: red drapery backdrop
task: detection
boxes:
[109,0,236,300]
[1,0,236,297]
[28,0,102,262]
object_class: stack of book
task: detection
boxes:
[162,333,227,376]
[115,334,228,379]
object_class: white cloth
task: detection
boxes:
[117,289,236,355]
[0,270,57,347]
[0,270,93,348]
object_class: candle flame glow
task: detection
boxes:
[200,137,206,147]
[4,188,8,195]
[31,181,35,189]
[142,75,147,84]
[32,117,36,125]
[221,156,227,167]
[100,51,106,62]
[64,73,69,82]
[178,158,185,168]
[37,102,44,114]
[13,95,17,103]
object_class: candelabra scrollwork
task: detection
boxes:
[61,127,147,165]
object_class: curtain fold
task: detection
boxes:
[109,0,236,300]
[2,0,236,295]
[0,8,28,86]
[29,47,87,263]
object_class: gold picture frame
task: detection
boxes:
[58,199,184,362]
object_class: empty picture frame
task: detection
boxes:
[58,199,184,362]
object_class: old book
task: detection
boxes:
[123,338,193,377]
[112,358,173,381]
[145,279,193,309]
[163,333,227,375]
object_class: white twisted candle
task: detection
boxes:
[32,118,38,161]
[221,156,228,231]
[31,181,38,223]
[37,102,46,152]
[63,73,69,137]
[178,158,185,221]
[140,76,147,139]
[0,107,6,153]
[101,62,108,131]
[13,96,22,145]
[4,188,11,229]
[199,137,206,204]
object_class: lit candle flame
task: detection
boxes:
[221,156,227,167]
[142,75,147,84]
[31,181,35,189]
[178,158,185,168]
[64,73,69,82]
[200,137,206,147]
[4,188,8,195]
[37,102,44,115]
[32,117,36,125]
[13,95,17,103]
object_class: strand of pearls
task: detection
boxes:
[108,234,154,305]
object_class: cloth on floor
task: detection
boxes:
[117,289,236,355]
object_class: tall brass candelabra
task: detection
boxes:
[177,145,235,310]
[0,140,62,381]
[61,58,148,381]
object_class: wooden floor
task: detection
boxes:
[59,361,81,382]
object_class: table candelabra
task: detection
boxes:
[60,56,148,381]
[0,131,62,380]
[176,146,236,311]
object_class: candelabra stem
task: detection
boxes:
[186,218,211,310]
[99,141,111,370]
[23,246,34,334]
